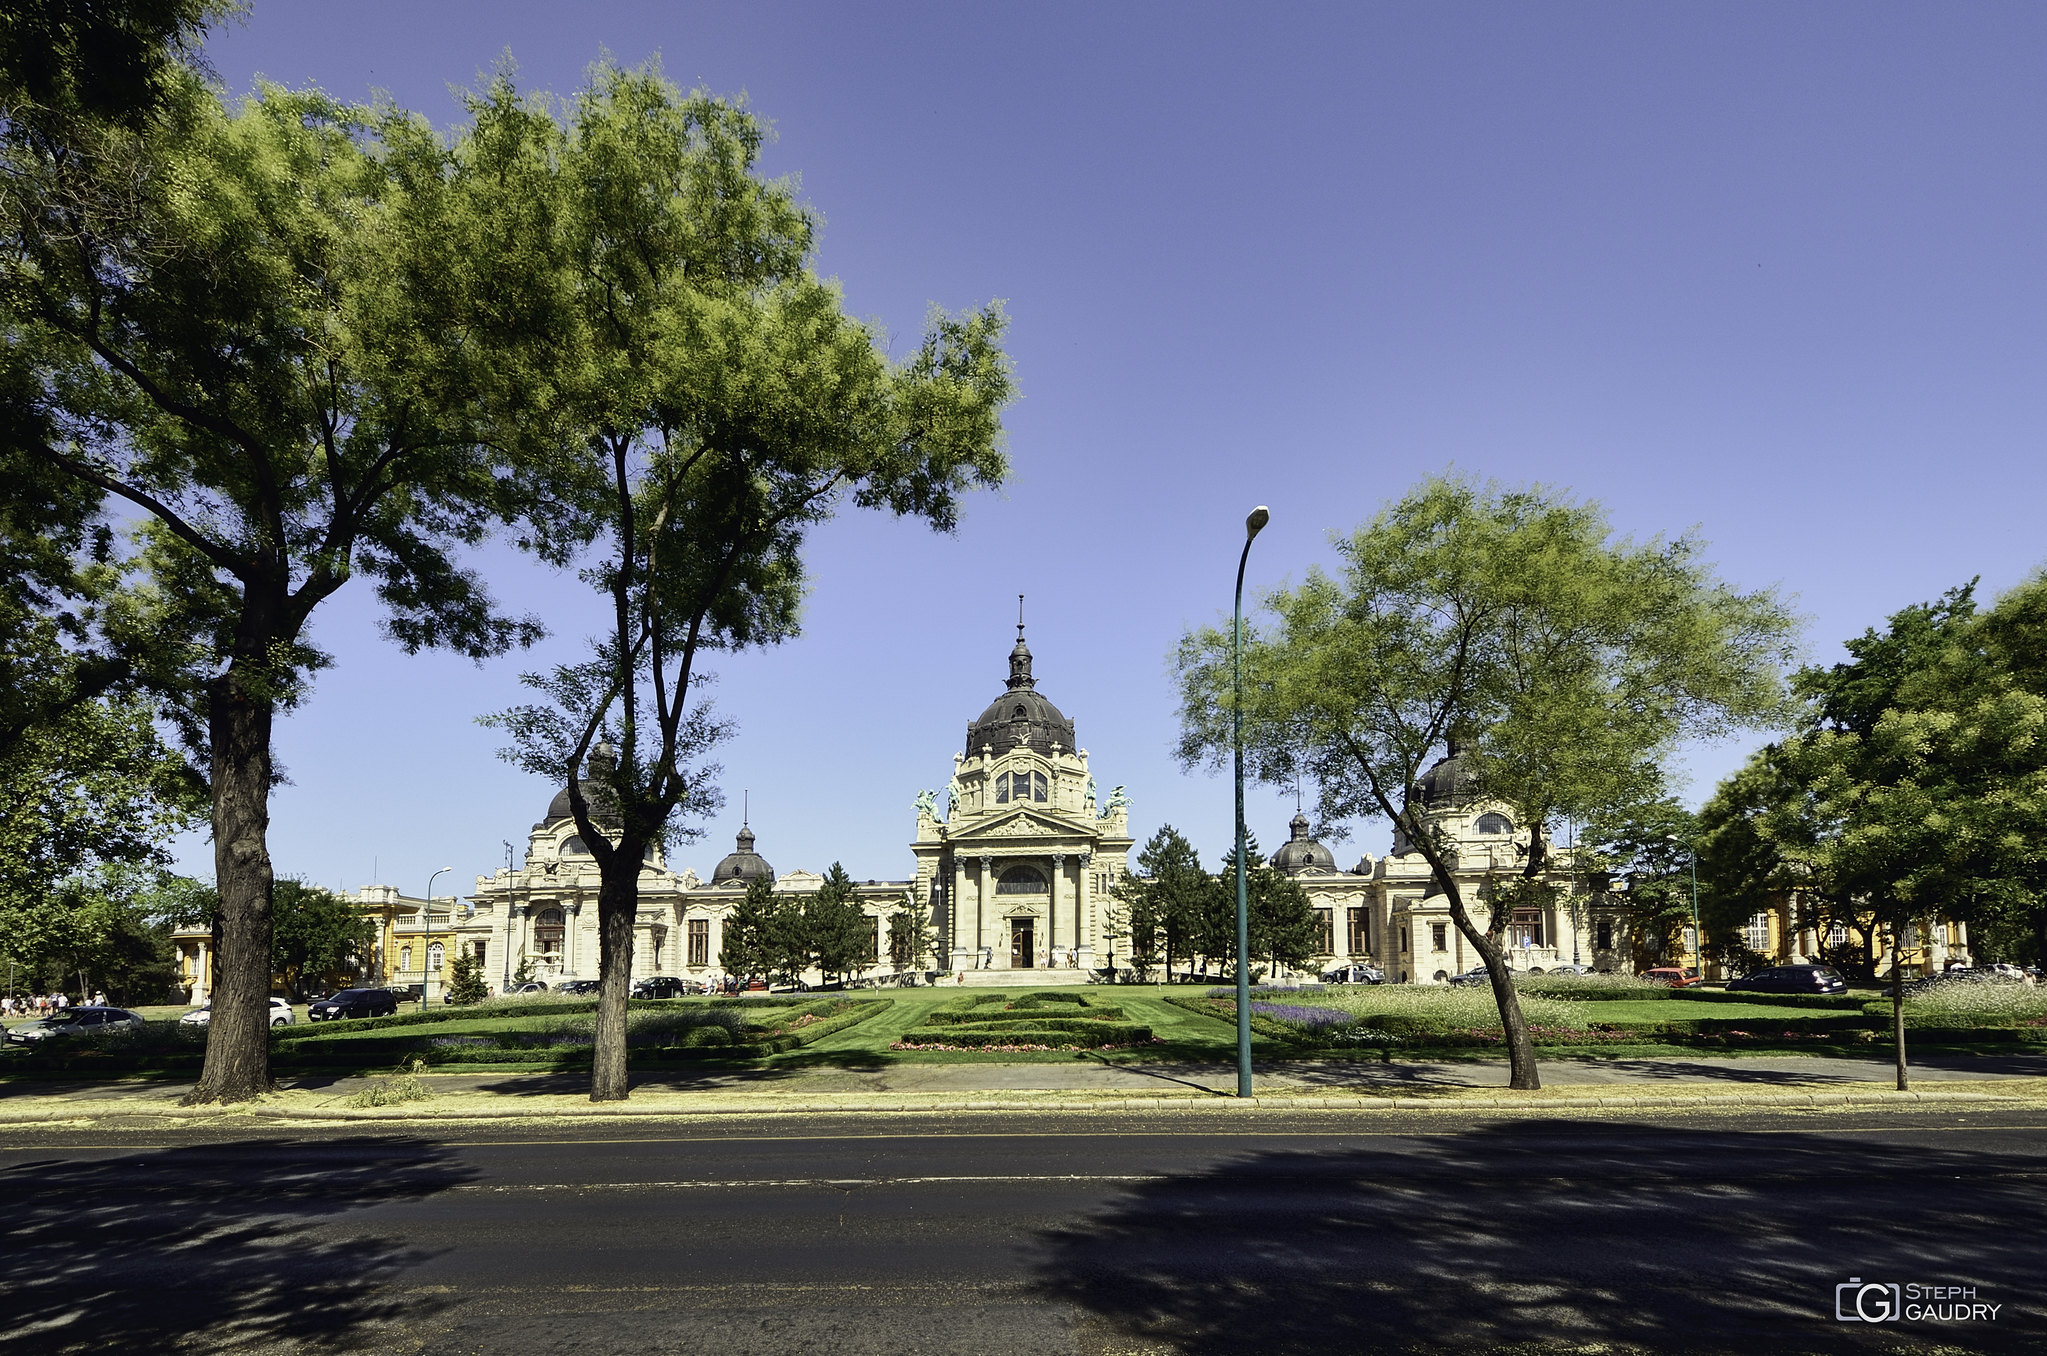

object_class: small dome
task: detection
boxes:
[1416,734,1478,809]
[543,744,620,825]
[966,626,1076,757]
[1270,811,1337,875]
[711,826,775,885]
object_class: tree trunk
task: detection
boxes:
[590,847,639,1102]
[1891,928,1909,1093]
[184,670,277,1105]
[1416,826,1541,1090]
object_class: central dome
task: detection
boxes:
[966,626,1075,757]
[1270,811,1337,875]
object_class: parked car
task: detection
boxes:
[1446,965,1494,987]
[1539,963,1596,976]
[307,988,399,1021]
[1639,967,1706,988]
[504,981,551,996]
[554,978,602,996]
[179,997,295,1028]
[632,976,689,999]
[5,1006,147,1045]
[1725,965,1847,995]
[1320,963,1385,985]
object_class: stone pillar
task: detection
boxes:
[194,940,210,1001]
[950,856,969,972]
[977,855,993,970]
[1050,854,1065,965]
[1076,850,1095,972]
[566,899,583,976]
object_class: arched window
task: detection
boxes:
[562,836,588,855]
[994,770,1050,805]
[996,865,1048,895]
[535,907,565,955]
[427,941,445,974]
[399,945,413,972]
[1474,812,1513,835]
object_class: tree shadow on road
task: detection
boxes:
[0,1136,474,1354]
[1032,1118,2043,1355]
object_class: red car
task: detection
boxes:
[1640,967,1705,988]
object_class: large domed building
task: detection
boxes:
[911,623,1134,978]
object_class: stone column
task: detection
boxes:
[977,855,993,969]
[566,899,583,976]
[1050,854,1065,965]
[950,856,969,972]
[1076,850,1095,972]
[194,940,210,1001]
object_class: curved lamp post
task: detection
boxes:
[1234,505,1270,1098]
[423,865,451,1011]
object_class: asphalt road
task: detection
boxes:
[3,1108,2044,1355]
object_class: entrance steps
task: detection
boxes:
[948,968,1093,988]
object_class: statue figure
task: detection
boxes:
[1099,785,1129,818]
[1085,774,1098,805]
[945,775,966,818]
[913,788,941,822]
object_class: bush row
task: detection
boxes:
[920,1004,1127,1026]
[894,1021,1153,1049]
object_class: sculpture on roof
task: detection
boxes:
[914,788,941,822]
[1099,784,1129,818]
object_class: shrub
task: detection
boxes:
[348,1073,431,1107]
[894,1021,1154,1049]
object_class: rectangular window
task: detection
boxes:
[687,918,709,967]
[1596,918,1613,950]
[1743,912,1770,953]
[1347,908,1371,956]
[868,920,882,963]
[1430,923,1447,952]
[1314,909,1333,954]
[1400,926,1410,953]
[472,941,487,966]
[1509,910,1544,949]
[1033,771,1048,802]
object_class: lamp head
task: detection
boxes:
[1246,505,1270,540]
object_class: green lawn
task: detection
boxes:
[1577,999,1850,1026]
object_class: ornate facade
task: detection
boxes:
[910,625,1134,979]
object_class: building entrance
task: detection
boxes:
[1010,917,1035,968]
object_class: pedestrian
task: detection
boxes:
[92,989,107,1007]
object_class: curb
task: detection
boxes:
[2,1085,2041,1127]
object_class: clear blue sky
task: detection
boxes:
[185,1,2047,898]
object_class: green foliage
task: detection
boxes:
[1579,797,1699,964]
[718,874,778,985]
[446,949,489,1005]
[806,863,874,981]
[1696,574,2047,974]
[0,863,184,1003]
[886,892,932,971]
[1173,475,1800,1087]
[1218,834,1322,975]
[270,878,377,999]
[0,0,227,130]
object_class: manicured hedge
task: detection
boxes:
[895,1021,1153,1049]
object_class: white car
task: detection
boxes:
[180,997,296,1027]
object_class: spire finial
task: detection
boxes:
[743,789,749,829]
[1017,592,1025,640]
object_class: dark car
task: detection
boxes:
[632,976,690,999]
[5,1006,147,1045]
[1446,965,1494,987]
[307,988,399,1021]
[1725,965,1847,996]
[555,979,602,996]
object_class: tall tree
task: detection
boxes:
[718,874,777,988]
[269,877,376,999]
[885,892,933,973]
[481,62,1012,1101]
[1578,797,1701,967]
[4,66,556,1100]
[1175,476,1797,1089]
[807,863,874,983]
[1216,835,1321,978]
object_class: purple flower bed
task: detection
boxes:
[1250,1002,1356,1030]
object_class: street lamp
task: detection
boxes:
[1233,505,1270,1099]
[423,865,451,1011]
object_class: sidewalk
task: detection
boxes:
[3,1051,2045,1127]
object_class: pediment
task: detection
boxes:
[949,810,1083,842]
